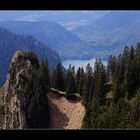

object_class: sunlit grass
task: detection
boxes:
[106,90,113,99]
[50,87,66,95]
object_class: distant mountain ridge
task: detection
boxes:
[1,11,140,61]
[0,20,93,60]
[72,11,140,59]
[0,11,108,30]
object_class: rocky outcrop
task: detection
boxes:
[48,93,85,129]
[0,51,85,129]
[0,51,33,129]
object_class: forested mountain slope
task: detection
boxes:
[0,28,61,85]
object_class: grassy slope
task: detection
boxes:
[49,88,81,99]
[50,88,66,95]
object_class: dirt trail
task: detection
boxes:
[48,93,85,129]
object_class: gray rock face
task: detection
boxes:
[0,51,32,129]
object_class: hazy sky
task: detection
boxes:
[0,11,137,30]
[0,11,110,30]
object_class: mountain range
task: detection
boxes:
[72,11,140,59]
[0,11,107,30]
[0,20,93,60]
[1,11,140,60]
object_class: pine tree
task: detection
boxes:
[27,59,50,128]
[82,63,93,107]
[124,63,135,98]
[52,64,65,91]
[93,59,106,105]
[66,74,74,96]
[72,66,76,92]
[82,75,89,107]
[76,67,81,93]
[135,44,140,89]
[79,67,85,96]
[65,64,72,89]
[66,65,76,99]
[86,63,93,88]
[41,59,50,88]
[106,55,117,82]
[112,61,123,103]
[119,47,130,83]
[130,46,135,60]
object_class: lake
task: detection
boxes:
[62,58,107,71]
